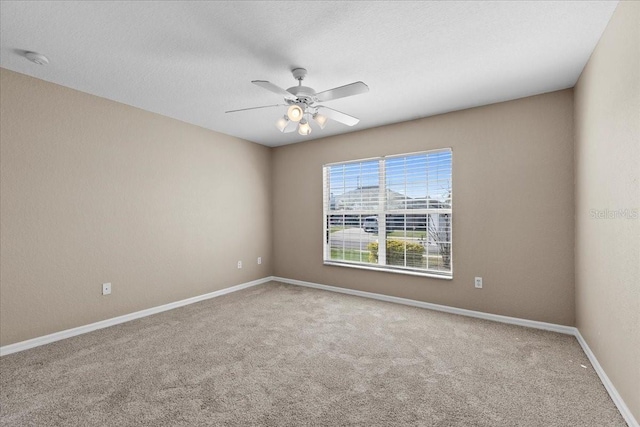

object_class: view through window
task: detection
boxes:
[323,149,452,277]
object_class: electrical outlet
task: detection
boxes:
[102,283,112,295]
[474,277,483,289]
[237,261,242,269]
[257,257,262,265]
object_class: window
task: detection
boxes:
[323,149,452,278]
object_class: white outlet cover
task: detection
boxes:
[257,257,262,265]
[102,283,112,295]
[237,261,242,269]
[474,277,483,288]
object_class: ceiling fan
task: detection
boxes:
[225,68,369,136]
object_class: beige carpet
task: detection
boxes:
[0,281,625,426]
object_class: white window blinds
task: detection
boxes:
[323,149,452,277]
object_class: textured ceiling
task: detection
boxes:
[0,1,618,147]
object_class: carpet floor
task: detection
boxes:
[0,281,626,426]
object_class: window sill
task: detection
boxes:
[324,261,453,280]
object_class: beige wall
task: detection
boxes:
[574,1,640,422]
[0,69,273,346]
[273,90,575,326]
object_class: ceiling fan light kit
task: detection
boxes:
[298,118,312,136]
[275,115,290,132]
[226,68,369,137]
[287,104,304,122]
[313,113,328,129]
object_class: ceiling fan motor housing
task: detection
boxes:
[287,85,317,104]
[287,68,316,104]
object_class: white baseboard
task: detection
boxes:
[0,276,274,357]
[2,275,636,427]
[575,330,639,427]
[273,276,637,427]
[273,276,576,334]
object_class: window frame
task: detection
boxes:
[322,148,453,279]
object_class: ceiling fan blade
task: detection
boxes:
[315,81,369,102]
[317,106,360,126]
[252,80,297,100]
[225,104,284,114]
